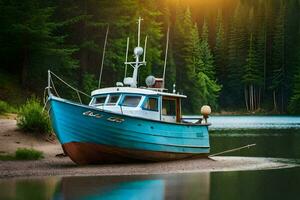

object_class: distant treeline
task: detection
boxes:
[0,0,300,114]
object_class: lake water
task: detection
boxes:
[1,116,300,200]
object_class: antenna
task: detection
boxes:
[143,36,148,62]
[124,17,146,88]
[98,24,109,88]
[137,17,142,47]
[124,37,130,79]
[162,25,170,89]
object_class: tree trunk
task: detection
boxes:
[281,86,284,113]
[273,90,277,112]
[250,85,254,111]
[253,86,256,110]
[244,86,249,111]
[258,87,261,109]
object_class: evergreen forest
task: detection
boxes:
[1,0,300,114]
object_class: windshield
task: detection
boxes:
[121,95,142,107]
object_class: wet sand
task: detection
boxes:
[1,156,298,179]
[0,118,298,179]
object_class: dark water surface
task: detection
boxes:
[1,116,300,200]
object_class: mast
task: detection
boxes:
[124,17,146,88]
[98,25,109,88]
[162,25,170,89]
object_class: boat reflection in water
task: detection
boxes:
[52,173,210,200]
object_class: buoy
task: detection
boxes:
[201,105,211,123]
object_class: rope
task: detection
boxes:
[50,71,91,98]
[50,77,60,97]
[42,97,49,112]
[42,88,48,112]
[76,90,82,104]
[209,144,256,157]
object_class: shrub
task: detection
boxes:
[0,100,16,114]
[0,154,15,161]
[0,148,44,160]
[15,148,44,160]
[17,98,52,134]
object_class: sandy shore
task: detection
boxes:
[0,118,63,158]
[0,118,298,179]
[1,156,298,179]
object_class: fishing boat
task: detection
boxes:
[47,18,211,164]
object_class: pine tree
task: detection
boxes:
[243,34,261,111]
[226,3,248,108]
[270,1,286,112]
[199,19,215,80]
[288,66,300,114]
[288,26,300,114]
[214,9,226,84]
[0,0,77,89]
[174,8,199,112]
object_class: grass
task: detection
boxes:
[0,100,16,114]
[0,148,44,161]
[15,148,44,160]
[17,98,52,135]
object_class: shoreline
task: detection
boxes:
[1,156,298,179]
[0,118,299,179]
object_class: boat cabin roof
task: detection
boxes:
[91,87,187,98]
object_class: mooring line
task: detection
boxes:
[209,144,256,157]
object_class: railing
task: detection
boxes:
[43,70,91,110]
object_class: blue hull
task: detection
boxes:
[49,96,210,163]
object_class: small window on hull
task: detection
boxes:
[107,94,120,105]
[162,99,176,116]
[121,95,141,107]
[143,97,158,111]
[94,95,107,105]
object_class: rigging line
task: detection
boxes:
[124,37,130,79]
[43,87,47,104]
[98,24,109,89]
[162,25,170,89]
[50,77,60,97]
[76,90,82,104]
[42,88,48,112]
[50,71,91,97]
[208,144,256,157]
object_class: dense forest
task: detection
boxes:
[0,0,300,114]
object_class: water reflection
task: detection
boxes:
[210,129,300,158]
[0,177,58,200]
[52,173,210,200]
[1,169,300,200]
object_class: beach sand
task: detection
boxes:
[0,118,298,179]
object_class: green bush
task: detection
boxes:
[0,100,16,114]
[15,148,44,160]
[17,98,52,134]
[0,154,15,161]
[0,148,44,160]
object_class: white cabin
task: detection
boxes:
[89,87,186,123]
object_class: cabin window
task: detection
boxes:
[162,99,176,115]
[106,94,120,105]
[94,95,107,105]
[121,95,141,107]
[142,97,158,111]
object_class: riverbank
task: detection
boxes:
[1,155,298,179]
[0,117,62,159]
[0,118,299,179]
